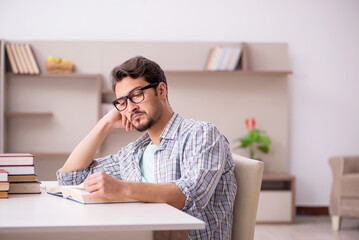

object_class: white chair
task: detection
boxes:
[232,154,264,240]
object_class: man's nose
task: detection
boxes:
[127,100,138,113]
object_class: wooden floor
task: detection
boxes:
[254,216,359,240]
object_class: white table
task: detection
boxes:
[0,181,205,240]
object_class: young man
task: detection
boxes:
[57,56,237,240]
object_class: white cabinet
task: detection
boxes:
[256,173,295,223]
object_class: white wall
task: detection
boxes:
[1,0,358,206]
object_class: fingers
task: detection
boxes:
[83,172,102,193]
[83,172,121,199]
[121,113,134,132]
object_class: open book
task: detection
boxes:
[47,183,137,204]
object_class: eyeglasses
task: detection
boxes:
[112,82,159,112]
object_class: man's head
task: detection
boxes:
[110,56,170,132]
[111,56,167,95]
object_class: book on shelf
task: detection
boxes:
[205,47,215,70]
[0,169,8,182]
[20,44,35,74]
[10,43,24,74]
[17,43,31,74]
[25,44,40,74]
[0,153,34,166]
[5,43,19,74]
[8,181,41,194]
[5,42,40,75]
[205,46,242,71]
[0,165,35,175]
[47,183,137,204]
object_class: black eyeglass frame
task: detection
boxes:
[112,82,160,112]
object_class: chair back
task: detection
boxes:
[232,154,264,240]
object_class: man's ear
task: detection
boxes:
[157,82,167,99]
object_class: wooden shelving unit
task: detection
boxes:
[0,40,291,181]
[165,70,292,76]
[5,112,54,117]
[1,70,102,158]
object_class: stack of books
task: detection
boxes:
[0,169,9,198]
[5,42,40,75]
[0,153,41,194]
[205,46,242,71]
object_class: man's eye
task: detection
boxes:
[117,100,126,106]
[131,91,142,98]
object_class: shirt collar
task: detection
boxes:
[132,112,182,147]
[159,112,182,141]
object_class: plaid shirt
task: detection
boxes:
[57,113,237,240]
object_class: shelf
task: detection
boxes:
[101,70,292,94]
[164,70,292,76]
[6,73,102,79]
[5,112,53,117]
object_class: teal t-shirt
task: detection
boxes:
[139,142,160,183]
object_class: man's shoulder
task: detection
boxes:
[177,117,220,138]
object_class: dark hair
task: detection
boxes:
[111,56,167,92]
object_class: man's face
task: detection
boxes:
[115,77,163,132]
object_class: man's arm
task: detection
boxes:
[60,108,132,174]
[84,171,186,209]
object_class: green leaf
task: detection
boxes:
[257,136,271,145]
[239,141,250,148]
[258,145,269,153]
[248,129,259,141]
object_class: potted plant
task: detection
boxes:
[236,117,271,160]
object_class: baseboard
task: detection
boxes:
[296,206,329,216]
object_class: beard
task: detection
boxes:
[133,113,155,132]
[130,101,162,132]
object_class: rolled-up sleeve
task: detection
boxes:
[56,154,123,186]
[172,123,227,212]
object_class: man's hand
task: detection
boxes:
[101,108,134,131]
[83,171,186,209]
[84,172,127,200]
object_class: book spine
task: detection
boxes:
[11,43,24,74]
[25,44,40,74]
[5,43,19,74]
[15,44,29,74]
[21,44,35,74]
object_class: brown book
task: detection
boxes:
[25,44,40,74]
[48,183,137,204]
[0,182,10,191]
[8,174,37,182]
[0,191,8,198]
[5,43,19,74]
[20,44,35,74]
[10,43,24,74]
[205,47,215,70]
[14,44,29,74]
[9,181,41,194]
